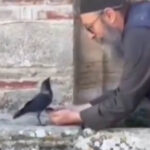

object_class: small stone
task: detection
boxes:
[19,130,24,135]
[83,128,95,137]
[35,129,46,138]
[63,130,72,136]
[101,139,116,150]
[94,141,100,147]
[113,147,120,150]
[29,132,35,137]
[48,131,52,135]
[120,143,129,150]
[115,143,120,147]
[129,146,133,149]
[75,136,91,150]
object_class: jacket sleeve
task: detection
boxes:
[80,28,150,130]
[90,90,116,105]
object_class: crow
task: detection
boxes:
[13,78,53,125]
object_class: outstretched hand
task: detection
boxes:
[48,109,83,126]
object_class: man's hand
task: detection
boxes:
[48,109,83,126]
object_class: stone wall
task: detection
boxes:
[0,124,150,150]
[0,0,74,113]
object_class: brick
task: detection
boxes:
[0,5,73,21]
[3,0,42,4]
[0,7,18,20]
[0,9,13,20]
[47,0,73,3]
[2,0,73,4]
[0,81,37,90]
[0,67,73,80]
[38,10,73,20]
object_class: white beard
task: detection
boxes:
[95,23,123,57]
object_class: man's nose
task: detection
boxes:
[87,32,96,40]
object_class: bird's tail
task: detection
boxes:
[13,108,26,119]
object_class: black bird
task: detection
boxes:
[13,78,53,125]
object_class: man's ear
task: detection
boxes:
[102,8,116,25]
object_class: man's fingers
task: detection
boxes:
[49,110,64,117]
[48,109,82,126]
[49,112,58,117]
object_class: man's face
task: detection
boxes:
[80,9,123,48]
[81,12,106,42]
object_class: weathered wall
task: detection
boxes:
[0,0,74,113]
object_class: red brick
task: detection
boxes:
[2,0,73,4]
[2,0,44,5]
[0,81,37,90]
[38,11,73,20]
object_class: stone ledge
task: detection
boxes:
[0,124,80,140]
[0,118,150,150]
[0,113,150,150]
[0,125,80,150]
[75,128,150,150]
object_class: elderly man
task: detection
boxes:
[49,0,150,130]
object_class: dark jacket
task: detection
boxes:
[80,2,150,130]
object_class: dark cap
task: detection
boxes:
[80,0,128,14]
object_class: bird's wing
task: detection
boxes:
[22,100,33,109]
[19,94,40,110]
[22,93,51,112]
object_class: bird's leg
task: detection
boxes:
[37,112,47,126]
[37,112,42,126]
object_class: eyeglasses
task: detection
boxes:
[85,15,100,34]
[84,10,104,34]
